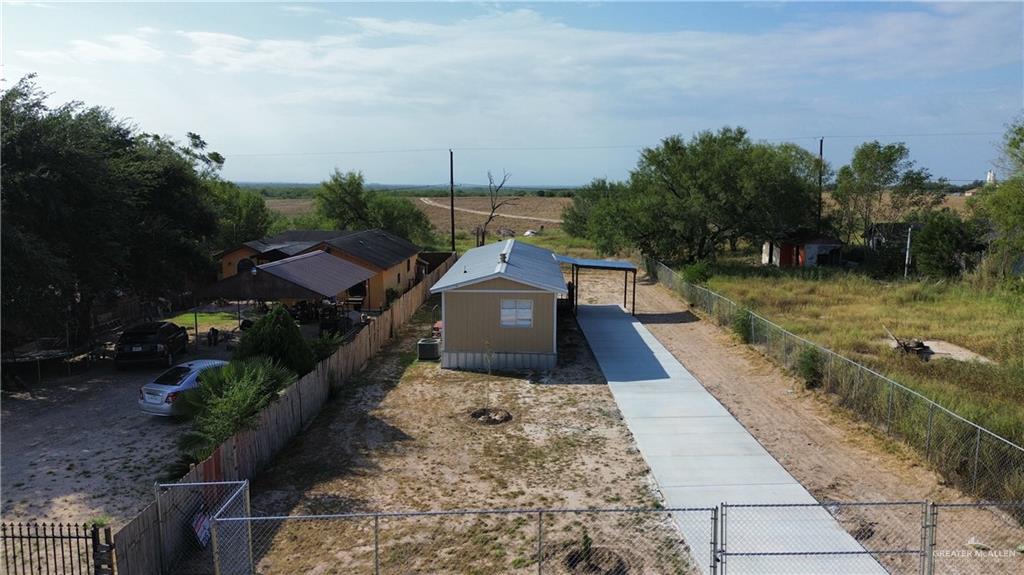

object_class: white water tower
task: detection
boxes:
[986,169,996,185]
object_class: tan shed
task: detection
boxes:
[430,240,567,370]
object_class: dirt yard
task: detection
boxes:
[1,349,231,528]
[246,297,706,573]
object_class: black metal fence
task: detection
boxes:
[1,522,114,575]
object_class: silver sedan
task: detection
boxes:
[138,359,228,416]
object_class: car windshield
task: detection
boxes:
[153,367,191,386]
[121,332,158,344]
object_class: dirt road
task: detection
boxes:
[418,197,563,224]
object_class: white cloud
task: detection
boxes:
[17,32,165,64]
[167,5,1020,118]
[281,5,327,15]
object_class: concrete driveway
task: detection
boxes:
[1,348,230,527]
[576,304,887,575]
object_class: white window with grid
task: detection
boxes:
[500,299,533,328]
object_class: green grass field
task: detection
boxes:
[702,259,1024,443]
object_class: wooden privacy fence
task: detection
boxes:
[114,253,455,575]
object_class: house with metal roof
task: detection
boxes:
[217,229,421,310]
[430,240,567,370]
[205,250,375,302]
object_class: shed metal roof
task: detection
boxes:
[554,254,637,272]
[203,250,375,300]
[259,251,375,297]
[431,240,567,294]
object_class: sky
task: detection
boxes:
[3,1,1022,186]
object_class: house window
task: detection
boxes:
[500,299,533,328]
[407,259,411,271]
[397,273,401,285]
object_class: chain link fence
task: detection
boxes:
[931,502,1024,575]
[649,260,1024,509]
[198,497,1022,574]
[154,480,249,574]
[212,507,716,575]
[719,502,927,574]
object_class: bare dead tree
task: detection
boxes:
[479,170,516,245]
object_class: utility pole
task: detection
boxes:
[449,149,456,253]
[818,137,824,233]
[904,225,913,278]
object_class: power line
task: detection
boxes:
[223,131,1002,158]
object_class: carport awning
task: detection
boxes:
[203,250,375,300]
[554,254,637,272]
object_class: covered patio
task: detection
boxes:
[555,255,638,316]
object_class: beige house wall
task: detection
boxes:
[218,246,258,279]
[320,250,418,310]
[442,288,556,354]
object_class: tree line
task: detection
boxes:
[0,77,433,346]
[563,123,1023,282]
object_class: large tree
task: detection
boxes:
[1,75,219,344]
[314,168,434,245]
[564,127,819,263]
[208,180,277,250]
[832,141,938,242]
[971,117,1024,279]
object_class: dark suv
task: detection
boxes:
[114,322,189,369]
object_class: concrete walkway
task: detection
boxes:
[576,305,886,574]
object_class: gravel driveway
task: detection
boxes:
[1,349,230,528]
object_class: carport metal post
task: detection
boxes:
[632,270,636,316]
[623,270,627,309]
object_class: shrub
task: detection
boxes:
[796,346,823,389]
[913,210,985,278]
[311,333,343,362]
[732,310,752,343]
[235,305,316,375]
[178,357,297,462]
[385,287,401,308]
[682,261,712,284]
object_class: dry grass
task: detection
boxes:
[265,198,315,216]
[706,268,1024,443]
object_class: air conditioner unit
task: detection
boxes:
[417,338,441,361]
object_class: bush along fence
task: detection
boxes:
[113,253,456,575]
[647,259,1024,510]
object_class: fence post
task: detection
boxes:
[154,482,165,574]
[710,507,719,575]
[537,510,544,575]
[211,518,222,575]
[886,381,895,434]
[719,503,727,575]
[929,499,937,572]
[244,481,254,573]
[374,514,380,575]
[971,427,982,493]
[925,403,936,461]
